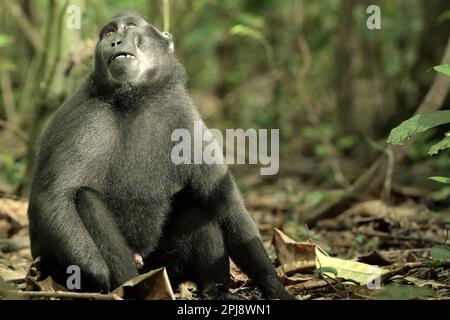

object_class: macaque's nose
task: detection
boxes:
[111,40,122,47]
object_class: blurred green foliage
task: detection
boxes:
[389,66,450,184]
[375,285,434,300]
[0,0,449,195]
[0,155,26,186]
[430,245,450,261]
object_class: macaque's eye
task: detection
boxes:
[105,31,114,37]
[124,24,136,31]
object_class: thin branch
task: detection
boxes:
[290,277,358,293]
[381,261,450,283]
[3,0,42,52]
[321,273,349,299]
[0,119,29,141]
[44,0,70,98]
[302,159,381,224]
[0,67,17,122]
[380,148,394,204]
[7,290,123,300]
[18,56,39,127]
[354,229,446,245]
[163,0,170,32]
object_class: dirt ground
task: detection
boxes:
[0,175,449,300]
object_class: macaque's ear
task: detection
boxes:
[162,31,174,52]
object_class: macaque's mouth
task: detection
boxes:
[109,52,136,64]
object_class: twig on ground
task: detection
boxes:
[381,261,450,283]
[321,274,349,299]
[354,229,446,245]
[6,290,123,300]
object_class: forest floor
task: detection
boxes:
[0,174,449,300]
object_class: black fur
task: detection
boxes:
[27,13,293,300]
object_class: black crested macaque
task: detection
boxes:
[27,12,294,300]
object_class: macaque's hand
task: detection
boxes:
[133,253,144,269]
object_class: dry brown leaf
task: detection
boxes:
[0,237,30,253]
[245,191,285,209]
[272,228,316,274]
[0,278,23,299]
[0,198,29,227]
[230,260,250,287]
[0,220,12,239]
[0,265,27,282]
[25,257,45,291]
[280,274,314,285]
[404,276,450,289]
[33,276,68,292]
[112,267,175,300]
[394,251,419,264]
[341,200,418,223]
[179,281,197,299]
[17,248,32,260]
[357,250,393,266]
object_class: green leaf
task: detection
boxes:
[315,267,338,276]
[300,127,321,140]
[314,144,328,157]
[304,191,326,207]
[438,10,450,23]
[230,24,264,42]
[1,61,16,72]
[428,187,450,201]
[428,136,450,155]
[0,34,12,47]
[336,135,357,150]
[431,245,450,262]
[315,247,387,286]
[428,176,450,184]
[375,285,434,300]
[387,111,450,145]
[237,13,265,29]
[433,64,450,77]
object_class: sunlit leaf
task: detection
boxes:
[387,111,450,145]
[428,136,450,155]
[428,176,450,184]
[229,24,273,65]
[0,34,12,47]
[433,64,450,77]
[315,247,387,286]
[230,24,264,42]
